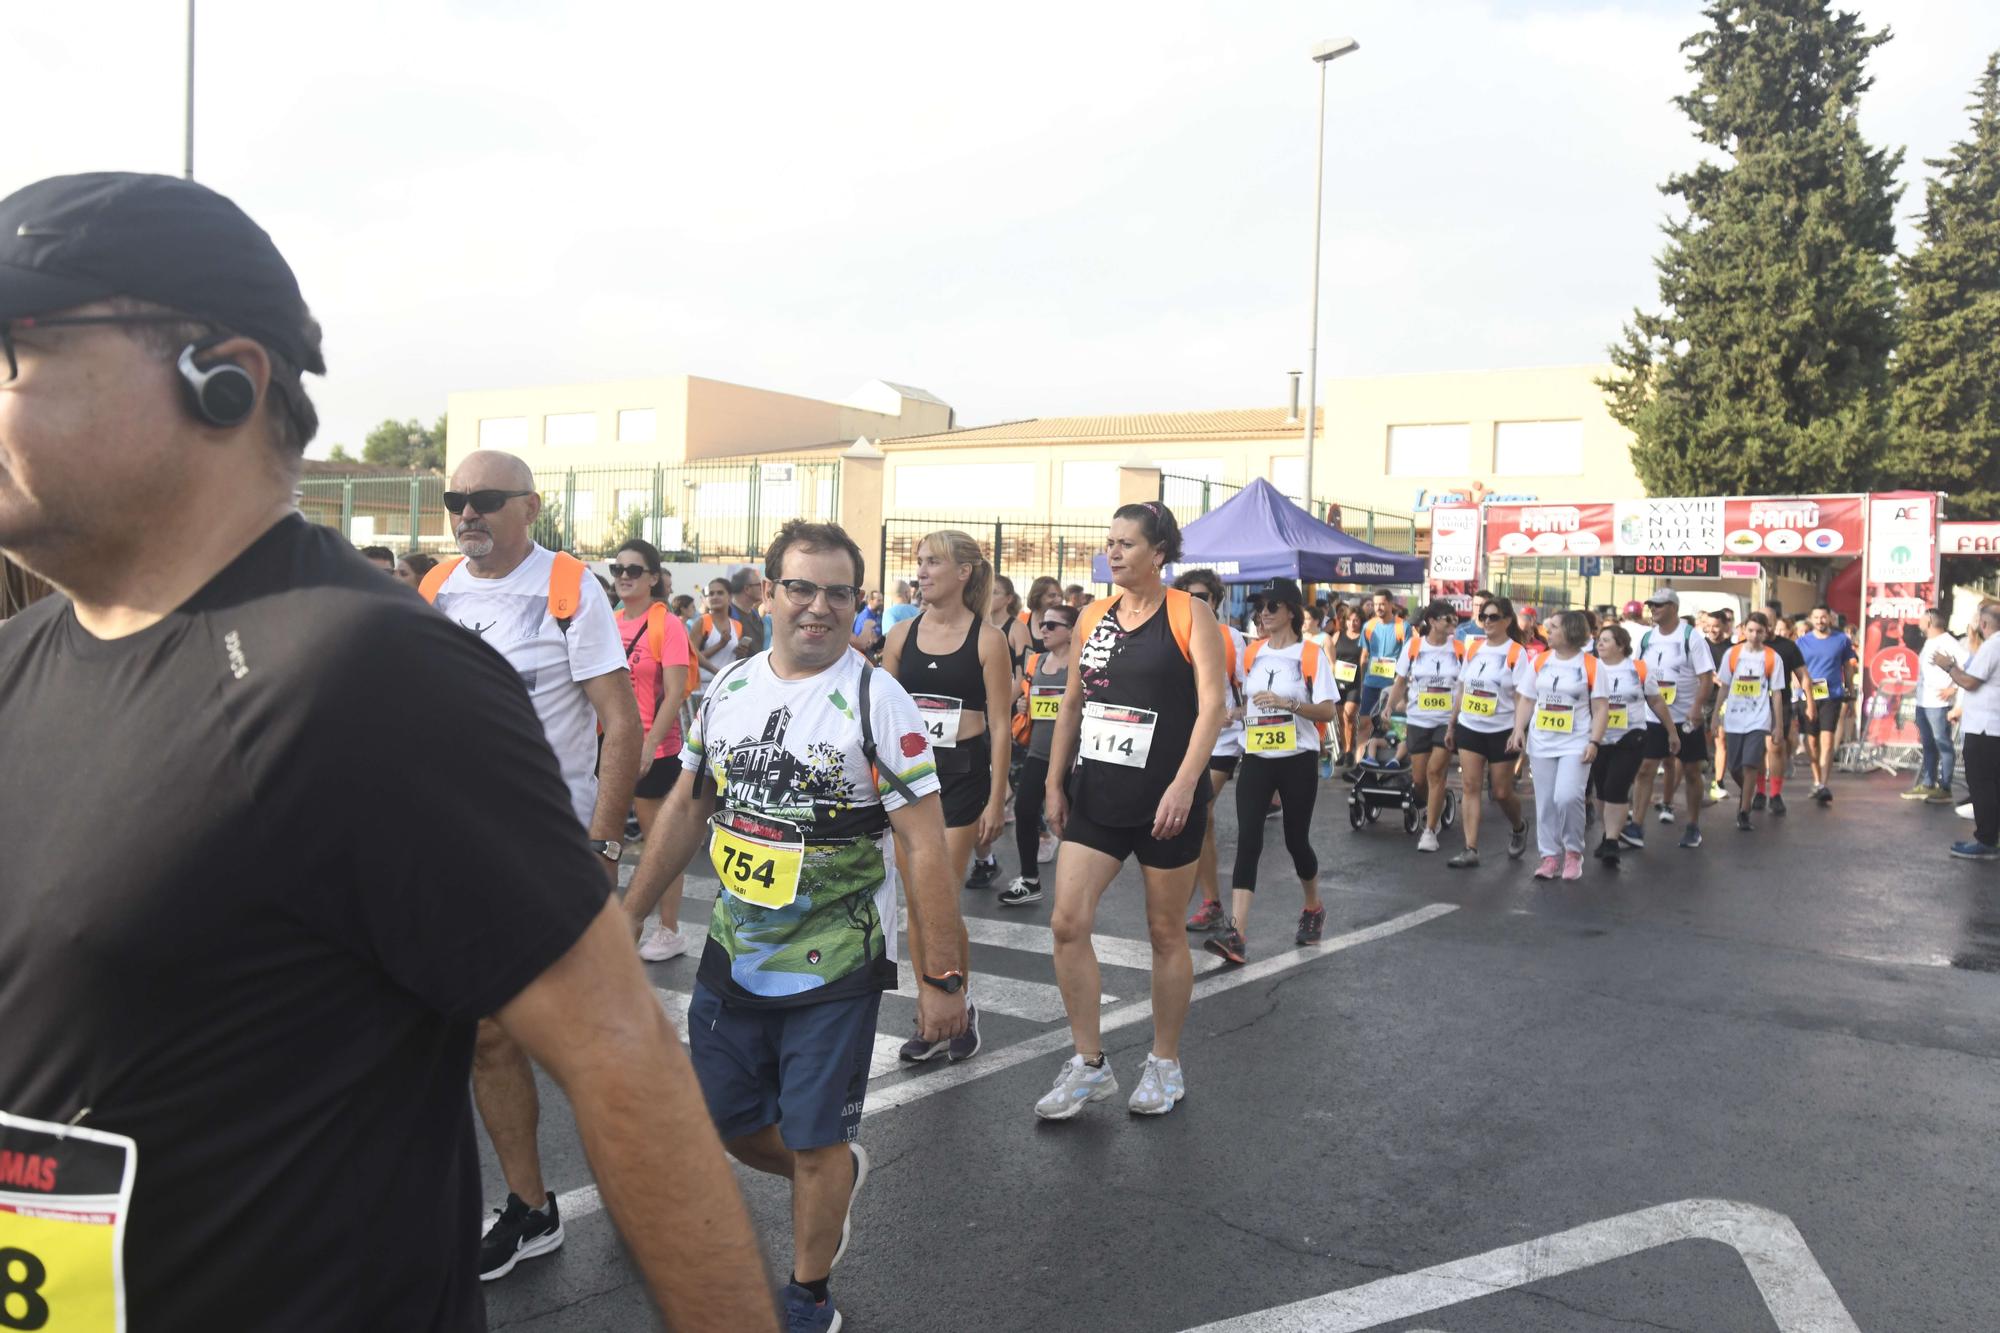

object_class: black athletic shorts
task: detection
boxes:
[1406,723,1448,757]
[1453,726,1514,763]
[1208,753,1240,778]
[635,756,681,800]
[1589,730,1648,804]
[937,761,993,829]
[1807,696,1845,736]
[1644,722,1706,760]
[1061,799,1204,870]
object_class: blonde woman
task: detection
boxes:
[883,530,1012,1061]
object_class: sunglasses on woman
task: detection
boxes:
[608,564,653,580]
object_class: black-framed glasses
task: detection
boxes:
[1479,611,1505,622]
[1,313,208,383]
[1040,618,1071,632]
[608,563,653,580]
[443,489,534,515]
[776,578,859,608]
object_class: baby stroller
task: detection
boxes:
[1346,738,1458,835]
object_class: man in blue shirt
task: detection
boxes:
[1797,603,1858,803]
[882,579,921,631]
[1352,587,1409,762]
[1453,590,1492,643]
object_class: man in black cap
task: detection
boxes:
[0,173,776,1330]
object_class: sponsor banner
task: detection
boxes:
[1614,498,1722,557]
[1721,495,1863,557]
[1938,521,2000,556]
[1425,505,1481,614]
[1720,561,1762,579]
[1482,503,1615,557]
[1868,494,1936,582]
[1861,580,1933,744]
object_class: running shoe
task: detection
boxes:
[964,857,998,890]
[637,926,692,962]
[1901,783,1934,800]
[947,1002,981,1062]
[479,1192,564,1282]
[998,877,1043,908]
[1127,1054,1186,1116]
[782,1281,842,1332]
[1927,788,1957,806]
[1769,794,1788,817]
[1751,791,1767,812]
[898,1024,948,1063]
[1679,826,1703,849]
[1657,803,1676,825]
[1594,837,1620,863]
[1949,840,1999,861]
[1533,855,1560,880]
[1735,811,1752,832]
[1560,851,1583,880]
[1619,820,1645,849]
[1417,827,1440,852]
[1813,785,1833,805]
[1508,823,1529,860]
[1204,927,1247,965]
[1185,899,1226,932]
[1034,1055,1118,1120]
[1447,847,1480,869]
[1706,782,1726,805]
[1038,832,1059,863]
[1295,905,1326,945]
[1958,802,1976,819]
[830,1143,868,1269]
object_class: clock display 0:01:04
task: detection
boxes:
[1613,554,1719,577]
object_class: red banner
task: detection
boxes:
[1483,495,1865,559]
[1720,496,1864,557]
[1482,503,1616,557]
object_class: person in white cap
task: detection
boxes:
[1625,587,1717,850]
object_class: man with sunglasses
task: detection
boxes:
[623,518,967,1332]
[0,173,774,1330]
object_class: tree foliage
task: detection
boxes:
[361,413,448,470]
[1604,0,1902,497]
[1886,53,2000,518]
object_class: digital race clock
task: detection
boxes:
[1612,554,1720,578]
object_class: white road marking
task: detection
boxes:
[540,903,1457,1232]
[960,912,1227,976]
[1176,1197,1859,1332]
[893,959,1105,1022]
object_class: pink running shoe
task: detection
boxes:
[1533,855,1560,880]
[1561,851,1584,880]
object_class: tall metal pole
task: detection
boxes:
[183,0,196,179]
[1301,58,1328,519]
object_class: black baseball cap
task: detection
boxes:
[0,172,323,374]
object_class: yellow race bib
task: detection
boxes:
[1415,690,1454,714]
[1028,686,1062,720]
[1368,659,1397,680]
[1659,684,1678,706]
[1245,714,1296,753]
[0,1111,137,1333]
[1811,680,1831,700]
[709,810,805,909]
[1606,707,1629,730]
[1733,678,1763,698]
[1461,691,1498,718]
[1535,706,1574,733]
[1334,659,1358,684]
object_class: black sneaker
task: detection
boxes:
[1770,793,1788,816]
[1735,811,1753,832]
[1594,837,1620,863]
[1751,791,1766,812]
[997,876,1043,908]
[1814,785,1833,805]
[1295,906,1326,945]
[479,1191,564,1281]
[964,857,997,890]
[1204,927,1247,965]
[947,1001,981,1062]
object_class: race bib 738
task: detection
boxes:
[0,1111,137,1333]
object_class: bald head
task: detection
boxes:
[451,449,536,493]
[448,449,540,573]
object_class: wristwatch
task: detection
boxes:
[921,970,965,994]
[594,839,624,863]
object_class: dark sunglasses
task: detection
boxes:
[1479,611,1505,622]
[1040,618,1072,631]
[443,489,533,515]
[776,578,859,608]
[608,563,654,580]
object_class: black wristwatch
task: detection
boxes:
[921,970,965,994]
[594,839,624,863]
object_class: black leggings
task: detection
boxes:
[1232,751,1320,890]
[1589,731,1648,804]
[1015,755,1049,880]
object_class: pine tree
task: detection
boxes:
[1604,1,1903,497]
[1886,53,2000,517]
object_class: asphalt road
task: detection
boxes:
[479,766,2000,1332]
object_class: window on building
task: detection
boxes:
[1270,455,1306,498]
[479,417,529,450]
[545,412,597,446]
[1061,461,1118,510]
[894,463,1035,511]
[1493,420,1584,476]
[618,409,657,443]
[1386,424,1470,476]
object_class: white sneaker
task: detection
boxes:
[1038,832,1059,864]
[638,926,691,962]
[1958,802,1975,819]
[1657,804,1676,825]
[1417,827,1440,853]
[1034,1055,1118,1120]
[1126,1054,1186,1116]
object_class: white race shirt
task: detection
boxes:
[1919,632,1963,709]
[1212,624,1250,758]
[433,545,627,828]
[1958,637,2000,738]
[1717,644,1780,735]
[1596,658,1663,744]
[1638,620,1717,726]
[1394,637,1464,728]
[1237,640,1339,757]
[1456,639,1525,734]
[1515,651,1607,759]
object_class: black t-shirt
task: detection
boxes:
[1070,597,1210,827]
[0,517,605,1331]
[1770,634,1806,697]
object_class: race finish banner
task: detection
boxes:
[1450,491,1935,754]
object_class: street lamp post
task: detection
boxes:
[183,0,196,179]
[1301,36,1358,519]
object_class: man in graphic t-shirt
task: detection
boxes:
[1627,588,1717,850]
[624,519,968,1333]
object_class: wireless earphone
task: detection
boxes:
[176,336,258,428]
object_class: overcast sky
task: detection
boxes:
[7,1,1994,457]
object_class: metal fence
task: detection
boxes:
[879,517,1110,595]
[299,459,840,562]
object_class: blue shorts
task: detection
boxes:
[687,982,882,1150]
[1358,681,1391,718]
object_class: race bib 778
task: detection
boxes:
[0,1111,137,1332]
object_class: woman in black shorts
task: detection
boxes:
[1444,595,1530,867]
[1589,622,1675,863]
[1330,604,1365,760]
[883,529,1013,1062]
[1036,502,1227,1121]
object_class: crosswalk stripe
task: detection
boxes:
[957,913,1226,976]
[870,1034,907,1079]
[892,960,1101,1023]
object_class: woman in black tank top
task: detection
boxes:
[1034,502,1227,1123]
[881,529,1013,1063]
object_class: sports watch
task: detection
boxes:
[920,970,965,994]
[594,839,624,863]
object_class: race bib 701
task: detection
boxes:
[0,1111,137,1333]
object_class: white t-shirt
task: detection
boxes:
[1638,619,1717,726]
[1958,637,2000,738]
[1515,651,1608,759]
[692,610,740,686]
[1237,640,1338,757]
[1212,624,1249,758]
[1919,632,1963,709]
[1393,637,1464,728]
[1596,657,1663,744]
[1457,639,1526,734]
[1717,644,1780,735]
[433,545,627,828]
